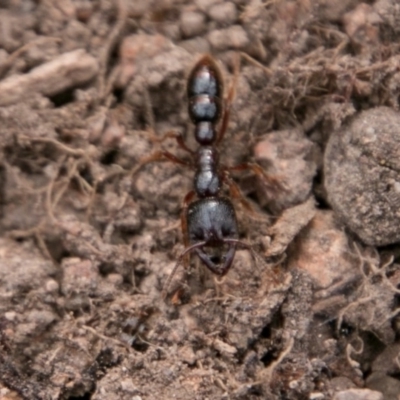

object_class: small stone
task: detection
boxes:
[342,3,381,52]
[289,380,299,389]
[288,210,359,290]
[324,107,400,246]
[180,345,197,365]
[207,25,249,50]
[195,0,222,12]
[120,379,138,394]
[333,388,383,400]
[117,34,170,88]
[180,37,210,54]
[309,393,324,400]
[266,197,316,257]
[114,200,142,233]
[371,342,400,375]
[208,2,237,25]
[4,311,17,321]
[61,257,98,295]
[180,11,206,38]
[330,376,357,392]
[106,273,123,286]
[45,279,59,293]
[254,128,317,212]
[213,338,237,356]
[27,310,56,326]
[101,120,125,148]
[366,372,400,400]
[0,238,56,296]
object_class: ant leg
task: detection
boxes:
[227,162,284,195]
[162,241,206,299]
[181,191,196,269]
[150,130,194,155]
[224,238,263,276]
[130,150,191,178]
[222,170,263,219]
[142,86,193,154]
[217,54,240,145]
[195,244,236,276]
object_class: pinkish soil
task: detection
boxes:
[0,1,400,400]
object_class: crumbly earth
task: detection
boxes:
[0,1,400,400]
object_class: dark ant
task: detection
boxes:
[133,55,280,296]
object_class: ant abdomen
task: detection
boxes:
[187,55,223,128]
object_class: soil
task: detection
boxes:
[0,1,400,399]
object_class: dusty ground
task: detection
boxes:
[1,0,400,399]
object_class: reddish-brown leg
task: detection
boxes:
[222,170,260,217]
[217,54,240,145]
[181,190,196,269]
[227,162,284,196]
[150,130,194,155]
[162,240,207,299]
[130,150,192,178]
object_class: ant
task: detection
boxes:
[133,55,280,297]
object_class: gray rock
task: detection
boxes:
[324,107,400,246]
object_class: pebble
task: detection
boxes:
[4,311,17,321]
[370,342,400,375]
[106,273,123,286]
[180,37,210,54]
[61,257,98,295]
[0,238,56,295]
[45,279,59,293]
[207,25,249,50]
[366,371,400,400]
[254,128,317,212]
[342,3,381,51]
[324,107,400,246]
[180,11,206,38]
[208,2,237,25]
[330,376,357,392]
[288,210,359,290]
[195,0,222,13]
[117,34,171,88]
[333,388,383,400]
[309,393,325,400]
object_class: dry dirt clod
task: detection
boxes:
[61,257,99,296]
[324,107,400,246]
[116,34,171,89]
[208,2,237,26]
[288,210,360,295]
[0,49,99,107]
[366,372,400,400]
[333,388,383,400]
[1,0,400,398]
[179,10,207,38]
[207,25,250,51]
[254,128,318,212]
[265,196,316,257]
[0,238,56,296]
[342,3,382,54]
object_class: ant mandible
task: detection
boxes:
[133,55,279,296]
